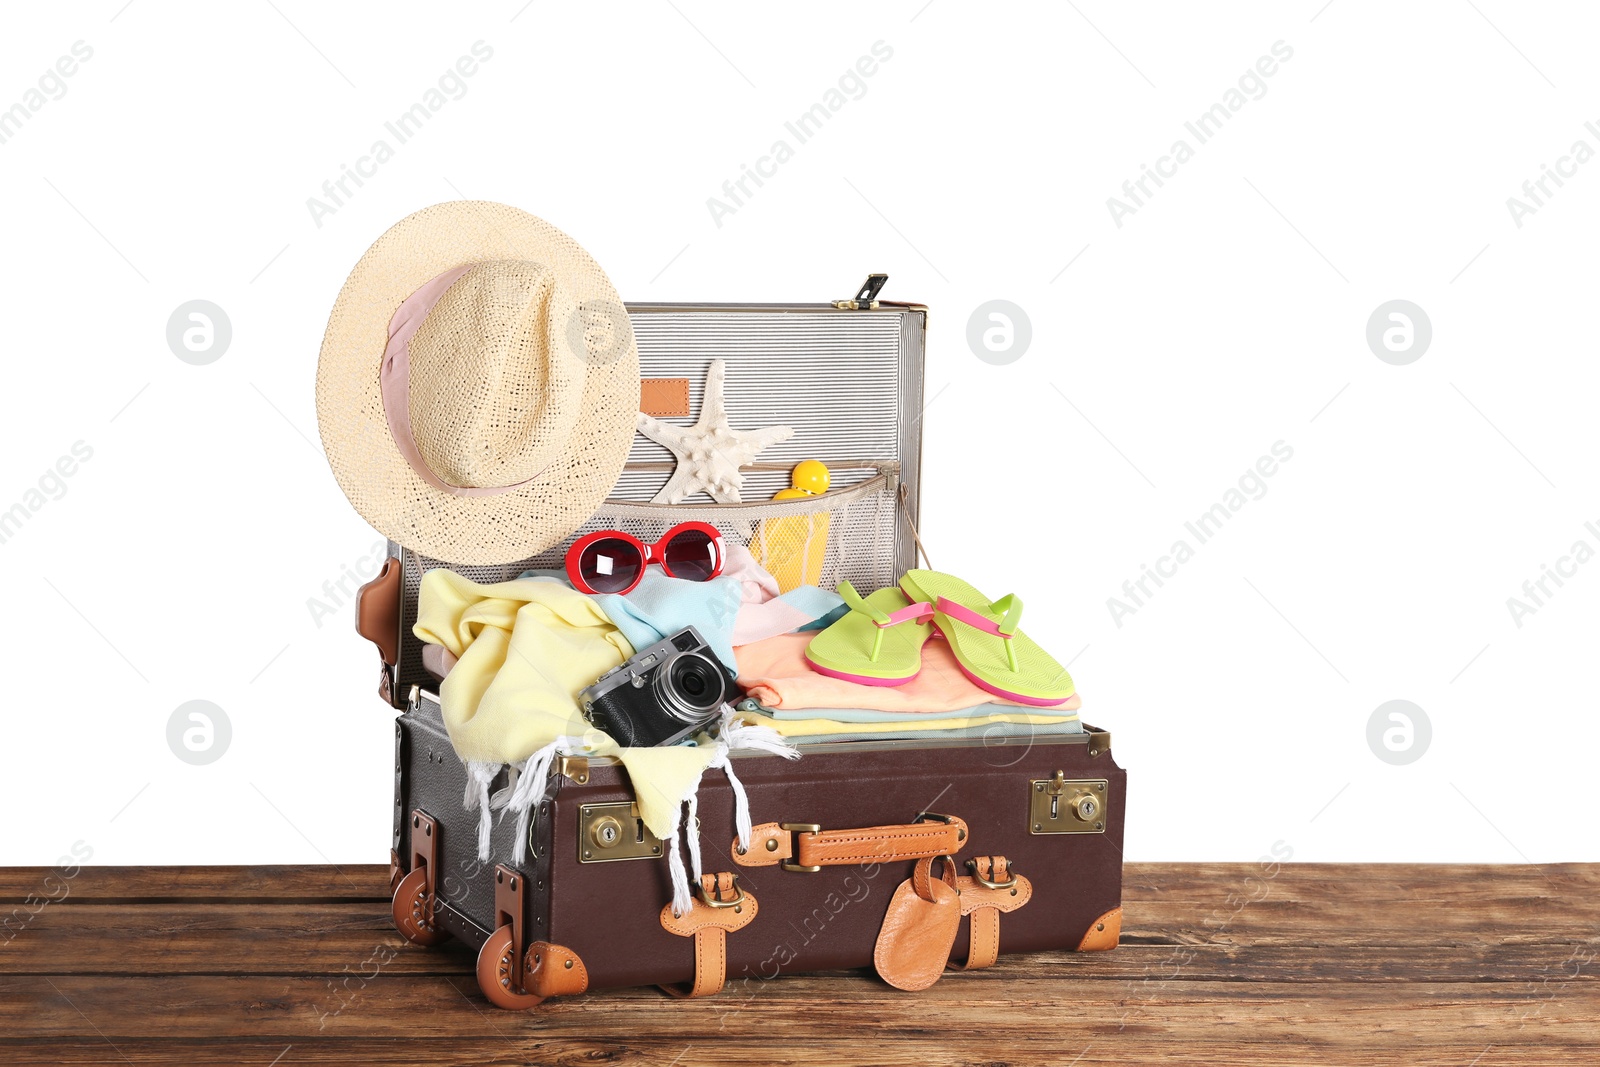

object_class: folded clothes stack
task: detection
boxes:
[731,631,1079,744]
[731,569,1081,743]
[738,711,1079,745]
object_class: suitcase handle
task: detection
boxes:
[731,813,969,872]
[354,555,402,665]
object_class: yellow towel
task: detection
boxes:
[413,570,716,836]
[749,511,830,592]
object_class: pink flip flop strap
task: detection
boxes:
[838,582,934,629]
[875,601,935,629]
[934,595,1020,638]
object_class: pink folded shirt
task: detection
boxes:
[734,632,1082,715]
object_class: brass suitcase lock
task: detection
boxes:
[589,815,624,849]
[579,802,664,862]
[1030,772,1108,834]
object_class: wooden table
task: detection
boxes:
[3,863,1596,1065]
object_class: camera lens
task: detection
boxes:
[670,655,720,709]
[653,651,726,724]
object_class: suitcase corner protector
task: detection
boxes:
[1076,906,1123,951]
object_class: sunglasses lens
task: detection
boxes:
[579,537,642,593]
[663,528,718,581]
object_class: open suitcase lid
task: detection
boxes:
[357,277,929,708]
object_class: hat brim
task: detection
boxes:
[316,202,639,565]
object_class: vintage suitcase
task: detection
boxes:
[356,277,1126,1006]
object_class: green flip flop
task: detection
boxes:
[804,582,935,686]
[898,570,1076,707]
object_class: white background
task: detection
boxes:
[2,1,1595,867]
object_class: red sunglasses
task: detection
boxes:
[565,522,726,596]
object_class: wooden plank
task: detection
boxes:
[0,865,388,904]
[3,901,1598,981]
[0,904,474,976]
[4,863,1597,1063]
[5,1040,1597,1067]
[6,865,1596,978]
[1123,862,1600,902]
[2,974,1597,1044]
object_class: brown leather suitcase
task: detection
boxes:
[391,690,1123,1004]
[358,280,1126,1006]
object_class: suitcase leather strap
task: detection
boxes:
[659,873,758,999]
[732,816,969,871]
[951,857,1032,970]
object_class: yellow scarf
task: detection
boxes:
[413,570,716,837]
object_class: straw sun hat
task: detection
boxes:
[316,202,639,565]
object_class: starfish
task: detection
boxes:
[636,359,794,504]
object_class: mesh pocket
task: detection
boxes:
[521,471,898,594]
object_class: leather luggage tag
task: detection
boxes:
[873,857,962,991]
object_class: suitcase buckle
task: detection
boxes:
[965,858,1017,891]
[697,874,747,909]
[778,823,823,873]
